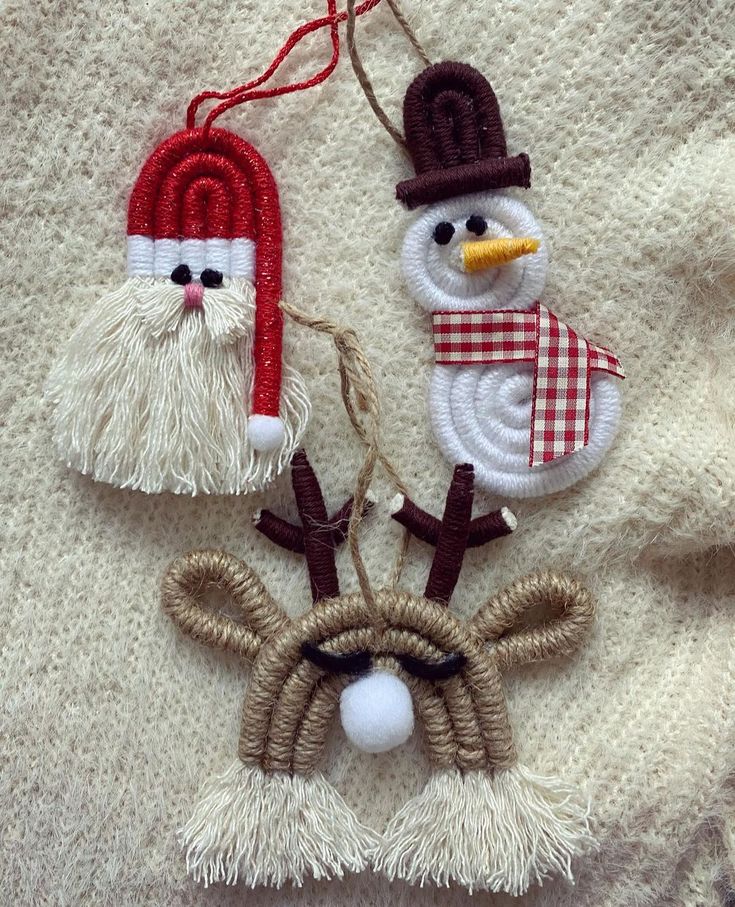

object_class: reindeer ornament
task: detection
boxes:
[397,62,625,498]
[162,450,596,894]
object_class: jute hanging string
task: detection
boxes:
[345,0,430,149]
[280,301,411,603]
[280,0,433,592]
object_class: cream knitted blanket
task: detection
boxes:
[1,1,734,904]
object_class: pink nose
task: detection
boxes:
[183,282,204,310]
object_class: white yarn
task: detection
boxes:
[340,671,415,754]
[180,238,206,275]
[402,192,548,313]
[126,236,256,280]
[402,190,622,497]
[45,277,309,495]
[430,363,621,498]
[374,765,596,896]
[181,761,381,887]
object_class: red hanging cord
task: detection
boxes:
[187,0,383,134]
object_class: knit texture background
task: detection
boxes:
[2,1,734,904]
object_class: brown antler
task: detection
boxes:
[254,449,373,602]
[391,464,516,606]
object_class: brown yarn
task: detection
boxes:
[396,60,532,209]
[253,509,306,552]
[291,449,341,601]
[254,495,366,554]
[424,463,474,605]
[163,286,595,792]
[402,60,515,173]
[392,494,513,549]
[390,462,515,606]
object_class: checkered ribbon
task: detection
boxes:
[432,303,625,466]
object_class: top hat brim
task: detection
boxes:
[396,154,531,210]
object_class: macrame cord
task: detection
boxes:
[45,0,390,497]
[345,0,430,150]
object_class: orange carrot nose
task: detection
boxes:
[462,236,540,272]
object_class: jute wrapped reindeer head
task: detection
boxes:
[162,450,596,894]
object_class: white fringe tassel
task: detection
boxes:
[181,761,381,887]
[45,278,310,495]
[374,765,596,895]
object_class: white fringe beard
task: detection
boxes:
[45,277,309,495]
[181,761,381,887]
[374,765,597,896]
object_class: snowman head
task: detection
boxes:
[402,191,548,313]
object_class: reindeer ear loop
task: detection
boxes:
[471,570,596,671]
[162,549,289,658]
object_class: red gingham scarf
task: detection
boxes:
[432,302,625,467]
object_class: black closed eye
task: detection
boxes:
[301,642,372,675]
[397,652,467,680]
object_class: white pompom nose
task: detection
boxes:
[339,670,415,754]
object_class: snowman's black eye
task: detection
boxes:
[171,264,192,285]
[466,215,487,236]
[432,221,455,245]
[200,268,223,288]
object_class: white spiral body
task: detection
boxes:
[403,191,622,498]
[430,363,621,498]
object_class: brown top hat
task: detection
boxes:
[396,61,531,209]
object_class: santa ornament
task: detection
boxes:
[396,62,625,498]
[45,0,383,496]
[46,126,309,494]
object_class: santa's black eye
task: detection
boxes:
[433,221,455,245]
[171,264,192,285]
[200,268,223,288]
[466,215,487,236]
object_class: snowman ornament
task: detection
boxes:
[397,62,624,499]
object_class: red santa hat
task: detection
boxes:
[126,127,285,450]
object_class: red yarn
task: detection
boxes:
[186,0,383,134]
[152,153,255,238]
[128,128,283,418]
[126,2,386,425]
